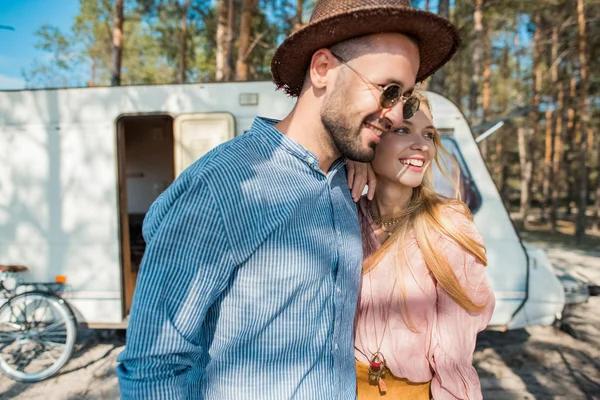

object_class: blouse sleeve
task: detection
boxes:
[429,207,496,400]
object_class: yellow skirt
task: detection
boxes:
[356,361,431,399]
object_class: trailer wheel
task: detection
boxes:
[0,292,77,382]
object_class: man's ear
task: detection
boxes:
[307,49,336,91]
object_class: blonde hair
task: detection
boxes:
[363,92,488,331]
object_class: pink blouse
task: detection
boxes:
[354,197,495,400]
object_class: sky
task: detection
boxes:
[0,0,79,90]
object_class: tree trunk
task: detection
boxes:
[469,0,483,133]
[550,81,565,231]
[480,30,491,160]
[294,0,304,32]
[225,0,236,81]
[438,0,450,16]
[525,15,542,226]
[545,27,559,225]
[594,133,600,231]
[541,29,555,222]
[453,8,463,108]
[565,76,577,216]
[236,0,257,81]
[575,0,591,242]
[178,0,189,84]
[541,107,553,222]
[89,58,96,87]
[216,0,229,81]
[428,0,449,94]
[514,32,529,229]
[495,43,510,200]
[111,0,124,86]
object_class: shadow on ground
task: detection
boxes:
[475,322,600,399]
[0,329,125,400]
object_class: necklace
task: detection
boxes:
[368,202,402,237]
[363,274,398,394]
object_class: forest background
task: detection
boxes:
[12,0,600,243]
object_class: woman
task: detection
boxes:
[353,92,495,399]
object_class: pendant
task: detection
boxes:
[378,378,388,393]
[368,353,387,393]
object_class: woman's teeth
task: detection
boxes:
[400,159,424,167]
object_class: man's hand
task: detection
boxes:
[346,161,377,202]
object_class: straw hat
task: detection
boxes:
[271,0,460,97]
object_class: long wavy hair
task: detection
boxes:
[363,92,488,331]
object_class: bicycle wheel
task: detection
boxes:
[0,292,77,382]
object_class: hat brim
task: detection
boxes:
[271,7,461,97]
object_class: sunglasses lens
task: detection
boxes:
[403,96,420,119]
[380,85,401,108]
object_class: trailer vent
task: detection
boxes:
[239,93,259,106]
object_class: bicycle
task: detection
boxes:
[0,264,77,382]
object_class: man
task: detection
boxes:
[117,0,460,398]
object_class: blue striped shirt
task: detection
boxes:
[117,117,363,399]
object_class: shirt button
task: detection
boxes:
[307,156,314,164]
[336,286,341,293]
[334,343,339,351]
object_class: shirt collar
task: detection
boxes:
[251,117,347,174]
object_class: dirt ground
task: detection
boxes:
[475,228,600,400]
[1,228,598,399]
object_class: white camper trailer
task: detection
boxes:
[0,81,566,330]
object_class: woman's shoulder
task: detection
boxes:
[435,200,484,247]
[431,202,489,287]
[439,200,477,228]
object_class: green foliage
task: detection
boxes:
[23,0,300,86]
[22,25,81,88]
[24,0,215,86]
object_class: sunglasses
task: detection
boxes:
[330,52,420,120]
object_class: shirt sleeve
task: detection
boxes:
[117,174,235,399]
[429,209,496,400]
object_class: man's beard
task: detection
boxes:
[320,86,376,163]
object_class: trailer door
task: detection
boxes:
[173,113,235,177]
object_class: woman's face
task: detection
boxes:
[370,104,436,188]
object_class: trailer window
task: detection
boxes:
[433,137,482,213]
[174,113,235,177]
